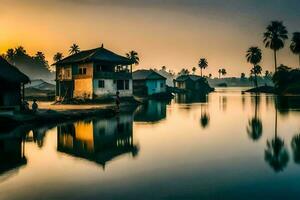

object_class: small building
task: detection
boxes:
[54,46,134,100]
[174,75,213,93]
[0,56,30,112]
[132,69,167,96]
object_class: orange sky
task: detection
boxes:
[0,0,299,77]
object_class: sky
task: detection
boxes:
[0,0,299,77]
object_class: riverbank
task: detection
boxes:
[0,101,139,127]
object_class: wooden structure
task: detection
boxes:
[0,56,30,112]
[132,69,167,96]
[54,46,134,100]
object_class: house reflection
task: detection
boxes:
[57,114,139,168]
[134,100,167,123]
[175,93,208,104]
[0,128,27,179]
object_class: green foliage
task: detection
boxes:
[272,65,300,93]
[246,47,262,65]
[3,46,51,73]
[69,43,80,55]
[126,50,139,65]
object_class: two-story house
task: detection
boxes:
[54,46,134,100]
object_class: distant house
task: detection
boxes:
[0,56,30,112]
[132,70,167,96]
[174,75,212,92]
[54,46,134,100]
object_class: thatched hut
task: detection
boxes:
[0,56,30,112]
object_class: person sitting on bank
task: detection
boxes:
[32,99,38,113]
[116,91,120,112]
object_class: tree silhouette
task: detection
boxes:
[246,95,262,141]
[218,68,227,79]
[192,67,197,74]
[198,58,208,77]
[126,50,139,65]
[53,52,64,63]
[264,104,289,172]
[263,21,288,72]
[290,32,300,67]
[69,43,80,55]
[246,47,262,88]
[250,65,262,88]
[291,134,300,164]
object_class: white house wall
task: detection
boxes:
[93,79,133,97]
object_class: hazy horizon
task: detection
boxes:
[0,0,299,77]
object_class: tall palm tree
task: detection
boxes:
[263,21,288,72]
[198,58,208,77]
[126,50,139,73]
[246,47,262,88]
[290,32,300,67]
[69,43,80,55]
[250,65,262,88]
[218,69,222,78]
[221,68,227,77]
[126,50,139,65]
[53,52,64,63]
[192,67,197,74]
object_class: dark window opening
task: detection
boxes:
[117,80,130,90]
[79,67,87,75]
[98,80,105,88]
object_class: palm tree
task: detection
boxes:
[126,50,139,73]
[192,67,197,74]
[221,68,227,77]
[246,47,262,88]
[198,58,208,77]
[69,43,80,55]
[53,52,64,63]
[263,21,288,72]
[290,32,300,67]
[250,65,262,88]
[14,46,26,56]
[126,50,139,65]
[218,69,222,78]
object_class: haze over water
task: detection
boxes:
[1,88,300,199]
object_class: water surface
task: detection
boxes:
[1,88,300,200]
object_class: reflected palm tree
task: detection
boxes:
[246,95,263,141]
[291,134,300,164]
[200,101,210,129]
[264,102,289,172]
[200,113,210,129]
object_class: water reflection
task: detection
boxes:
[25,127,47,148]
[0,128,27,180]
[246,95,263,141]
[291,134,300,165]
[276,96,300,115]
[264,104,289,172]
[134,100,168,123]
[57,114,139,169]
[175,93,208,104]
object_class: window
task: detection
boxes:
[79,67,87,75]
[125,80,129,90]
[160,82,164,88]
[96,65,102,72]
[98,80,105,88]
[117,80,130,90]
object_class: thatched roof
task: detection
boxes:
[0,56,30,84]
[133,69,166,80]
[54,46,133,66]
